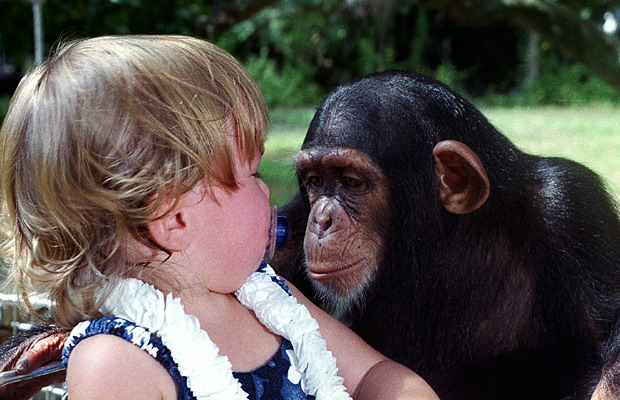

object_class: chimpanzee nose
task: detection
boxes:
[310,197,338,237]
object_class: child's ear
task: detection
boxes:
[146,203,191,252]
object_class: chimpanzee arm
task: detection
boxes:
[0,325,69,399]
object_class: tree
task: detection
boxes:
[2,0,619,99]
[224,0,620,90]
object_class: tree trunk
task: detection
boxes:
[524,31,540,88]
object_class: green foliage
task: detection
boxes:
[0,0,210,70]
[519,58,620,105]
[482,51,620,106]
[0,95,10,124]
[244,53,323,107]
[218,0,440,105]
[217,0,346,99]
[0,0,36,67]
[434,61,465,93]
[2,0,619,110]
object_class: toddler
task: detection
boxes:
[0,35,438,400]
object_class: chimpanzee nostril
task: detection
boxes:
[311,198,337,237]
[317,214,332,234]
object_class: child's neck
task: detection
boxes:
[176,287,282,372]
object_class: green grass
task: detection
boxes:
[481,105,620,202]
[260,108,314,206]
[0,95,9,117]
[261,105,620,206]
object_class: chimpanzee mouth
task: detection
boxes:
[308,258,365,281]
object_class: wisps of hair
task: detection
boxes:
[0,35,268,327]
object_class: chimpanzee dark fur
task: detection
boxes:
[273,71,620,400]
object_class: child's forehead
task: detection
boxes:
[228,132,264,158]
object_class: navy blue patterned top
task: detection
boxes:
[62,263,316,399]
[62,317,315,399]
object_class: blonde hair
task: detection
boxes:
[0,35,268,327]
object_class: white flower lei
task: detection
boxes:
[68,264,351,400]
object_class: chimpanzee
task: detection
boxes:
[273,71,620,400]
[1,71,620,400]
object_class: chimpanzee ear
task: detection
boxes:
[433,140,490,214]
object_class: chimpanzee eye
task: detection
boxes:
[309,175,324,188]
[342,175,365,191]
[304,171,324,189]
[345,177,362,187]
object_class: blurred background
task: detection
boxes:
[2,0,620,106]
[0,1,619,398]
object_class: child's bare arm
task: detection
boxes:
[353,359,439,400]
[287,280,439,399]
[66,334,177,400]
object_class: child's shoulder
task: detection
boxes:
[66,334,177,400]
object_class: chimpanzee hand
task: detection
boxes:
[0,325,69,399]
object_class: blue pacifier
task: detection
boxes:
[266,205,290,260]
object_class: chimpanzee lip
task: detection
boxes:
[308,258,365,281]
